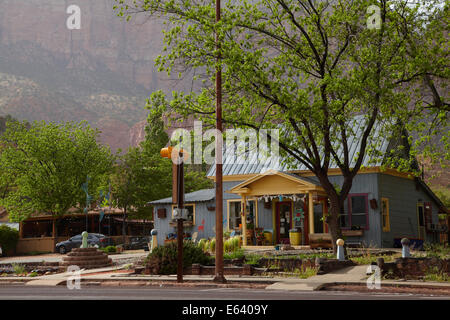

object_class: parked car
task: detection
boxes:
[56,233,113,254]
[124,236,150,251]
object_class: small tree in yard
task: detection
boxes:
[0,225,19,256]
[115,0,448,253]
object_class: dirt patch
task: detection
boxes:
[324,284,450,296]
[87,280,269,289]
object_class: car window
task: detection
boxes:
[71,235,82,241]
[87,235,98,239]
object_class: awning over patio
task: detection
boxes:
[228,170,327,245]
[228,169,326,196]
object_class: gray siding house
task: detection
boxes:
[150,119,447,248]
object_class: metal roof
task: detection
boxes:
[207,116,391,177]
[149,188,216,205]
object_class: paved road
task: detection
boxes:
[0,285,448,300]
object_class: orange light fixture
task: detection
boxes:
[160,146,173,159]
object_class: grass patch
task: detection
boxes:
[12,263,26,275]
[244,254,263,265]
[223,248,245,260]
[293,267,318,279]
[423,244,450,259]
[423,266,450,282]
[350,254,399,265]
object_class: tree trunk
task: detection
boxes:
[326,196,344,255]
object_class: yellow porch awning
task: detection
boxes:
[228,169,325,196]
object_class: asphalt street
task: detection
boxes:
[0,285,448,300]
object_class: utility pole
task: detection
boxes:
[214,0,226,283]
[161,146,185,283]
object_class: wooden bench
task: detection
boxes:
[309,233,333,249]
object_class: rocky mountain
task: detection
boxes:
[0,0,183,152]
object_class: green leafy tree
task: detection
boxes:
[110,112,173,237]
[0,225,19,256]
[0,120,115,230]
[115,0,449,252]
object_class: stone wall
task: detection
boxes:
[377,257,450,279]
[144,258,356,276]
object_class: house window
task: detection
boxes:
[340,194,369,230]
[171,204,195,224]
[228,201,242,231]
[381,198,390,232]
[227,199,256,231]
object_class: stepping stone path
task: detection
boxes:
[59,248,112,270]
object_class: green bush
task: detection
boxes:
[12,263,26,275]
[0,225,19,255]
[146,241,212,275]
[197,238,207,251]
[423,244,450,259]
[224,248,245,260]
[100,246,117,253]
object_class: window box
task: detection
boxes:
[342,229,364,237]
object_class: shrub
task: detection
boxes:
[197,238,207,251]
[423,244,450,259]
[100,246,117,253]
[293,267,318,279]
[146,241,212,275]
[423,266,450,282]
[12,263,26,275]
[209,238,216,253]
[0,225,19,255]
[224,248,245,260]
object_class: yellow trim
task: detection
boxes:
[208,174,257,182]
[381,198,390,232]
[227,199,241,232]
[229,169,325,196]
[171,203,196,225]
[226,199,257,232]
[296,167,414,180]
[209,166,415,182]
[272,198,277,243]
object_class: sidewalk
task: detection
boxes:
[0,251,147,265]
[1,263,447,292]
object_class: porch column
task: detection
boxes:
[308,192,315,234]
[241,194,247,246]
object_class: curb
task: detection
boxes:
[319,281,450,290]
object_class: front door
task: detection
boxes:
[417,203,426,240]
[276,201,292,244]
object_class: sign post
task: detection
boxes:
[161,147,185,283]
